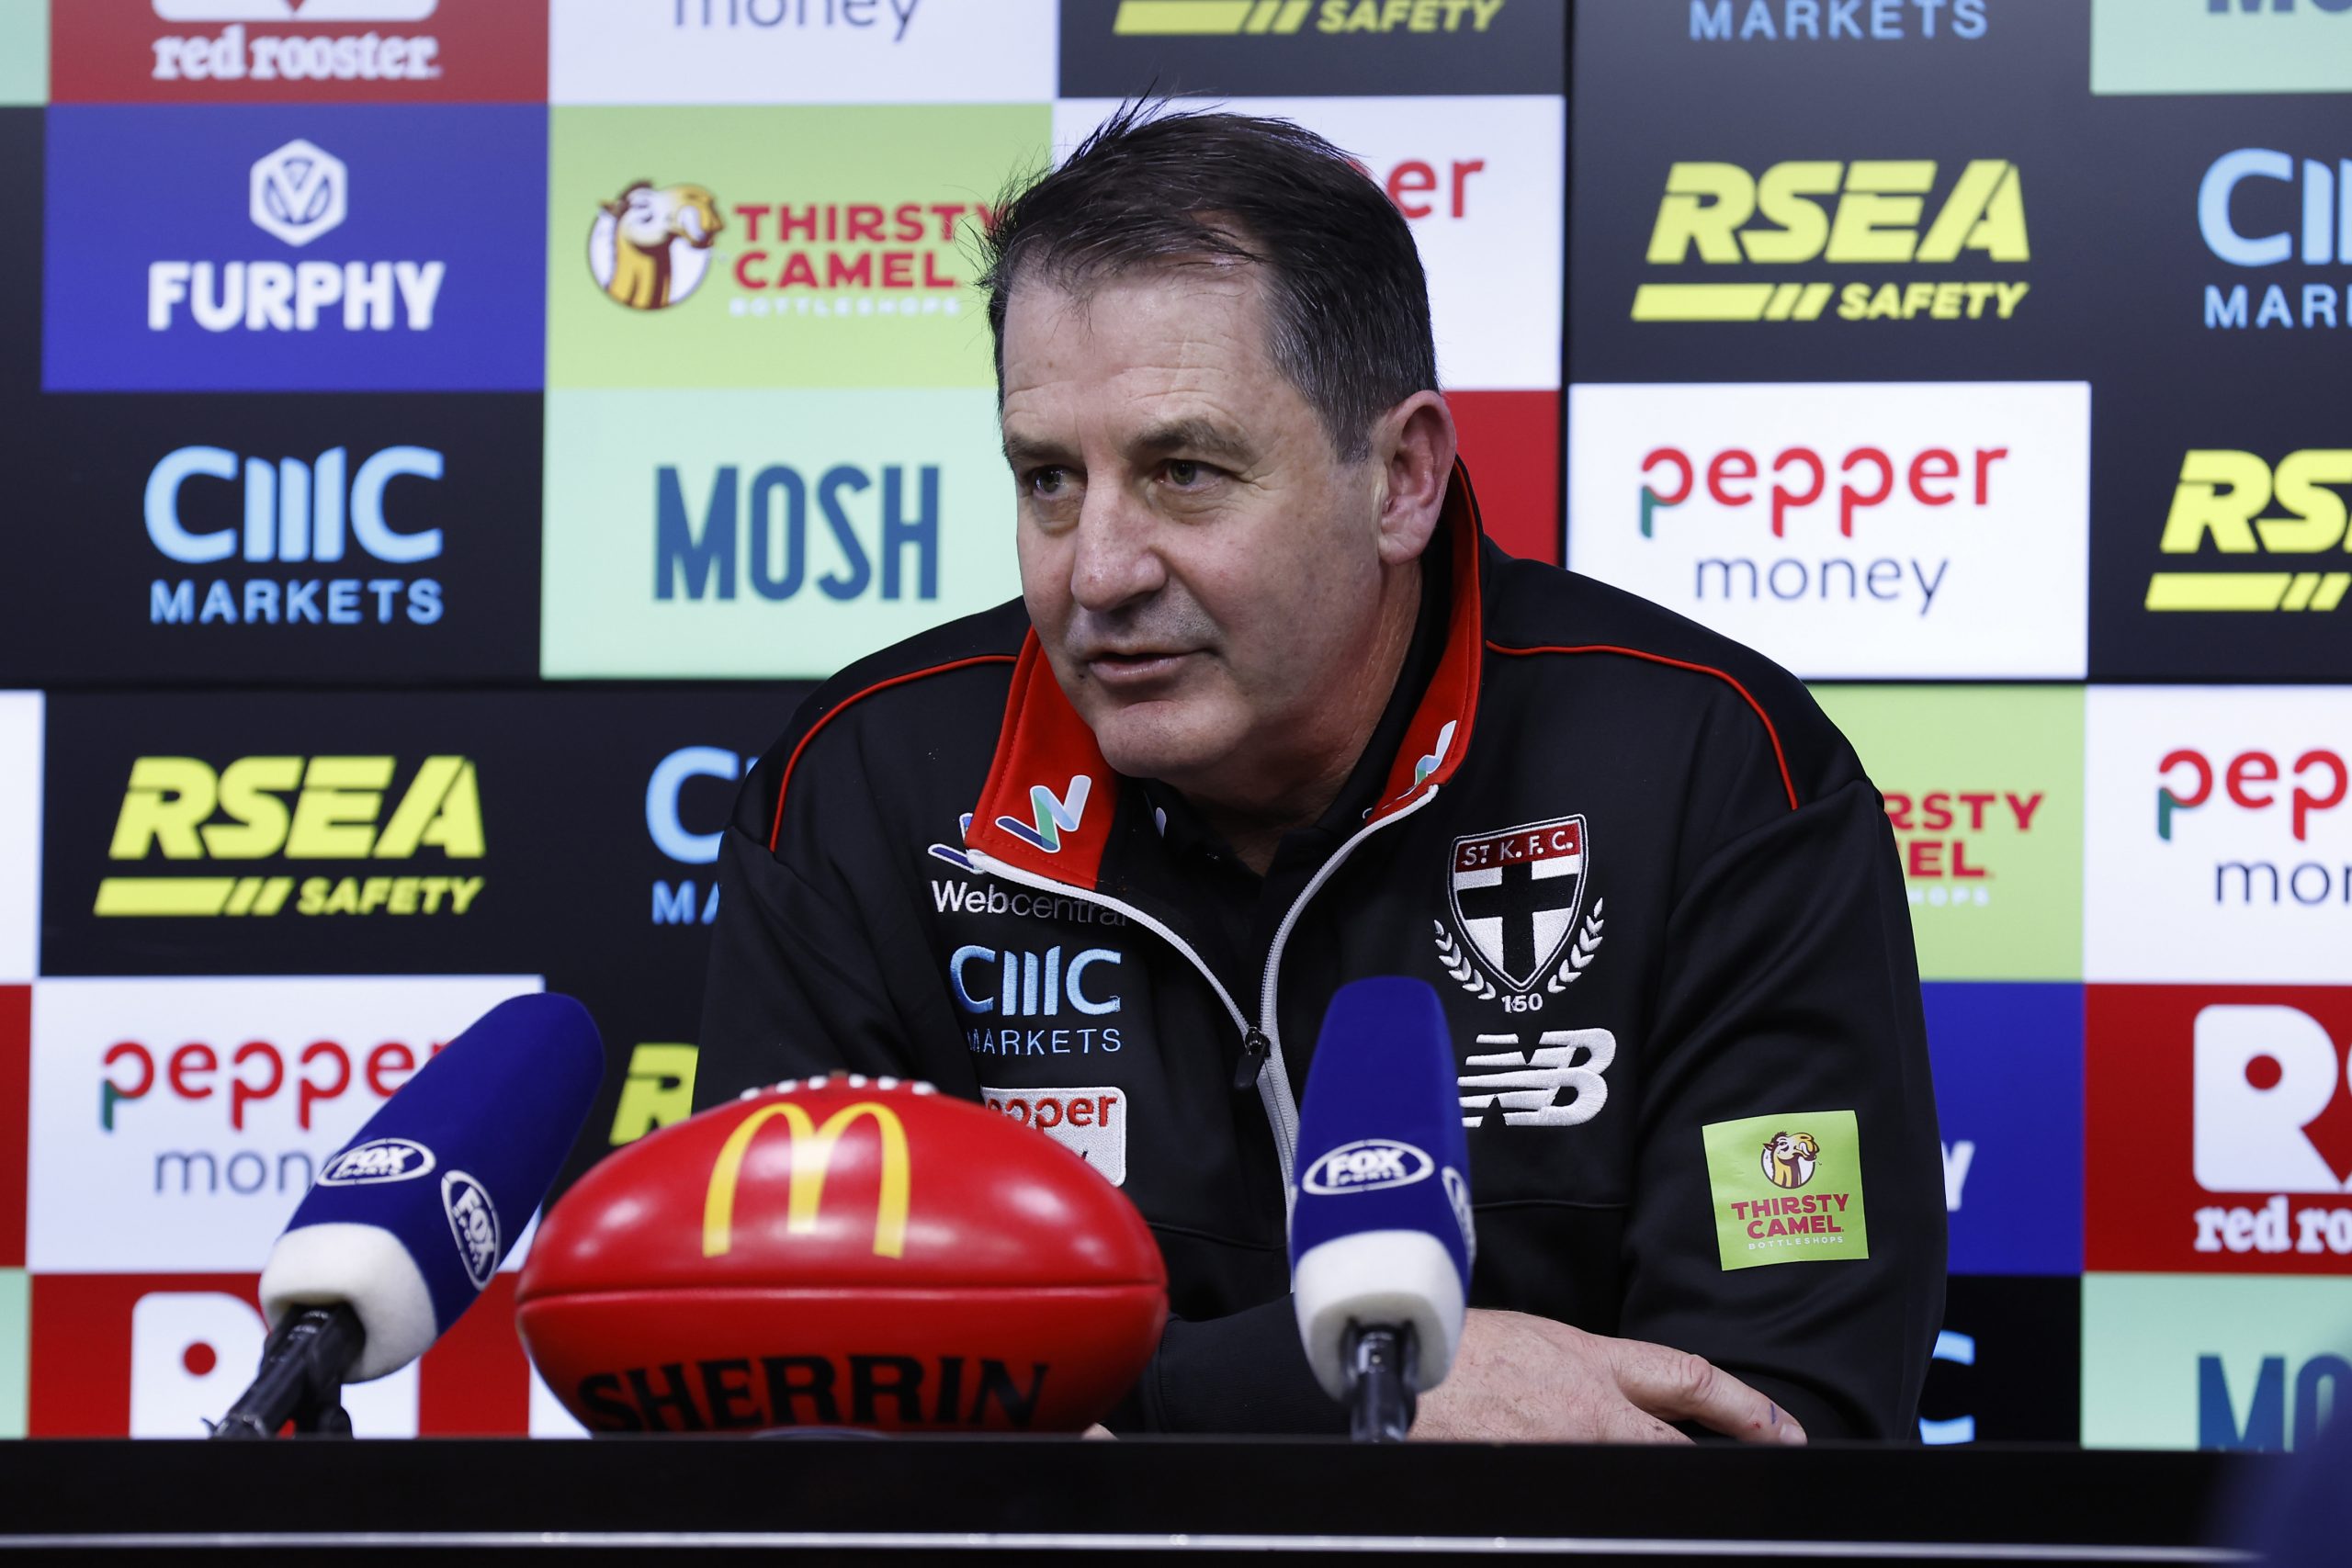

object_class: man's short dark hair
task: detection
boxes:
[978,104,1437,464]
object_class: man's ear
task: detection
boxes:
[1373,390,1458,567]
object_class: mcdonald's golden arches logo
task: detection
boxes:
[702,1099,910,1260]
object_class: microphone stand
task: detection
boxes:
[209,1303,363,1439]
[1342,1322,1419,1443]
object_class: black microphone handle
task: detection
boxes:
[1343,1321,1419,1444]
[209,1303,366,1440]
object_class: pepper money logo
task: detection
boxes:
[1634,159,2030,324]
[96,753,486,919]
[589,181,723,312]
[2145,449,2352,615]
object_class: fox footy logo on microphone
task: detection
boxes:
[1302,1138,1435,1196]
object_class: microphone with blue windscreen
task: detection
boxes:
[211,992,605,1438]
[1288,976,1476,1442]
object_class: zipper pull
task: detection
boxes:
[1234,1026,1271,1092]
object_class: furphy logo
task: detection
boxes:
[647,745,752,927]
[2088,691,2352,982]
[2199,152,2352,333]
[26,976,533,1273]
[981,1085,1127,1186]
[96,752,486,920]
[46,105,545,391]
[1690,0,1988,40]
[1302,1138,1436,1196]
[1568,384,2088,679]
[1112,0,1507,34]
[2087,988,2352,1276]
[1633,159,2030,325]
[144,444,446,629]
[2145,449,2352,614]
[589,181,722,310]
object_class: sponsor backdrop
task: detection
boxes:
[0,0,2339,1453]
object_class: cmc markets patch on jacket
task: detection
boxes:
[43,105,545,391]
[0,393,540,683]
[37,693,587,976]
[1056,0,1562,99]
[1917,1275,2080,1446]
[49,0,548,105]
[2087,986,2352,1279]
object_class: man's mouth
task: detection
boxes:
[1084,649,1195,689]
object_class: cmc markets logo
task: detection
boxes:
[150,136,445,334]
[2146,449,2352,615]
[1634,159,2030,323]
[146,3,447,87]
[646,744,752,927]
[589,182,723,311]
[144,444,446,629]
[2189,1005,2352,1259]
[1690,0,1989,40]
[1113,0,1508,34]
[96,753,486,919]
[952,942,1125,1058]
[2158,744,2347,907]
[2199,149,2350,333]
[655,463,944,605]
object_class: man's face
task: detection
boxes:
[999,266,1395,803]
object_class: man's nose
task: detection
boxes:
[1068,485,1168,614]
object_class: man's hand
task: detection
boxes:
[1408,1309,1807,1445]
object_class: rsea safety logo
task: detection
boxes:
[1632,158,2030,326]
[2082,1275,2352,1453]
[1060,0,1564,98]
[2197,151,2352,334]
[2087,987,2352,1278]
[49,0,548,105]
[539,389,1021,679]
[95,752,487,920]
[2085,689,2352,983]
[545,107,1044,389]
[1689,0,1989,41]
[45,105,545,391]
[2144,448,2352,615]
[2093,0,2352,96]
[24,976,535,1274]
[145,442,447,630]
[1814,687,2084,981]
[1922,983,2082,1276]
[1566,383,2088,679]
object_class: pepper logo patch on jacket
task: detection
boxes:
[1702,1111,1870,1271]
[982,1085,1127,1187]
[1433,814,1606,1003]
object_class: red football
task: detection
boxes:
[516,1076,1168,1434]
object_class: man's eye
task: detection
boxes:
[1166,460,1204,487]
[1028,467,1069,497]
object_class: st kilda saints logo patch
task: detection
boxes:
[1432,814,1606,1011]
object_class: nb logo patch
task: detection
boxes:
[1460,1030,1617,1128]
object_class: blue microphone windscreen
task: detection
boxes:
[1288,976,1473,1288]
[277,992,604,1340]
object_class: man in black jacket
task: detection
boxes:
[696,107,1944,1440]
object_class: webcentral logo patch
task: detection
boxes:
[1634,159,2030,325]
[2146,449,2352,614]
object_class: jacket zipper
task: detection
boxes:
[968,784,1443,1196]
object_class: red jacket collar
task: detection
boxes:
[965,461,1487,890]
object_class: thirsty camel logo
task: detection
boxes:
[590,181,724,311]
[1762,1131,1820,1189]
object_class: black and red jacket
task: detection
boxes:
[695,466,1945,1438]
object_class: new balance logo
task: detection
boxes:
[1461,1030,1618,1127]
[997,775,1091,854]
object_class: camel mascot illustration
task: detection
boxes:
[1760,1131,1820,1190]
[598,181,723,310]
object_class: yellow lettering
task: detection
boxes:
[285,756,392,858]
[1825,161,1934,264]
[376,755,485,860]
[2259,450,2352,555]
[1647,163,1753,264]
[611,1043,701,1146]
[1743,161,1839,263]
[2162,450,2272,555]
[704,1100,910,1260]
[201,755,301,860]
[1917,160,2028,263]
[108,757,216,861]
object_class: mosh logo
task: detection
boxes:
[655,464,942,605]
[1690,0,1988,39]
[320,1135,435,1184]
[647,746,753,928]
[1113,0,1509,34]
[145,444,445,629]
[589,182,723,311]
[442,1168,500,1289]
[97,753,486,919]
[2145,450,2352,615]
[2199,151,2352,333]
[2157,746,2348,908]
[2200,1349,2350,1452]
[1301,1138,1436,1196]
[150,138,446,334]
[1634,159,2030,324]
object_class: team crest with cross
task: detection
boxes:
[1432,814,1606,1011]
